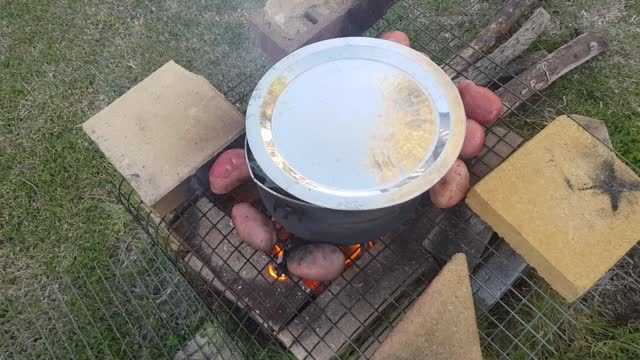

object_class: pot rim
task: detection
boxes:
[245,139,324,209]
[245,37,465,211]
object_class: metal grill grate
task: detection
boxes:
[6,1,639,359]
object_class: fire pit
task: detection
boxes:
[167,170,444,358]
[112,1,639,359]
[145,118,531,358]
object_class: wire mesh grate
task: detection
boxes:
[5,0,639,359]
[113,166,640,360]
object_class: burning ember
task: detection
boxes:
[342,241,376,267]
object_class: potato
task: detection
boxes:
[429,159,470,208]
[380,31,410,47]
[458,80,503,126]
[231,203,276,252]
[459,119,486,159]
[209,149,250,194]
[287,243,345,281]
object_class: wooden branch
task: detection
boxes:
[490,50,549,87]
[495,32,609,113]
[457,8,550,86]
[504,50,549,76]
[443,0,538,78]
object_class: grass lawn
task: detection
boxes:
[1,0,639,358]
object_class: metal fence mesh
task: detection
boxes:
[5,0,639,359]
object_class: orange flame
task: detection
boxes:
[343,245,363,267]
[267,244,288,281]
[302,279,321,290]
[272,244,285,258]
[268,264,288,281]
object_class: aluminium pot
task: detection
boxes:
[246,142,420,245]
[244,37,466,246]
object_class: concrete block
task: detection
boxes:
[83,61,244,216]
[467,116,640,302]
[422,202,493,270]
[570,114,613,147]
[371,254,482,360]
[249,0,394,60]
[471,240,527,312]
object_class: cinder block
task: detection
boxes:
[471,240,527,312]
[372,254,482,360]
[570,114,613,147]
[422,203,493,270]
[467,116,640,302]
[249,0,394,60]
[83,61,244,216]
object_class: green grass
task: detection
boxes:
[1,0,639,358]
[477,272,640,359]
[534,0,640,167]
[0,0,269,357]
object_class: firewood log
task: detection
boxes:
[457,8,550,86]
[443,0,538,77]
[496,32,609,113]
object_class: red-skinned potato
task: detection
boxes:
[460,119,486,159]
[231,203,276,252]
[458,80,503,126]
[380,31,410,47]
[429,159,470,208]
[287,243,345,281]
[209,149,250,194]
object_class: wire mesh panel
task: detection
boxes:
[5,1,639,359]
[119,152,639,360]
[159,1,636,359]
[4,227,251,359]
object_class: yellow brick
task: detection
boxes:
[372,254,482,360]
[83,61,244,215]
[467,116,640,302]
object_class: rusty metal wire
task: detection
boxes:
[6,1,639,359]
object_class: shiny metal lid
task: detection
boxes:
[246,37,465,210]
